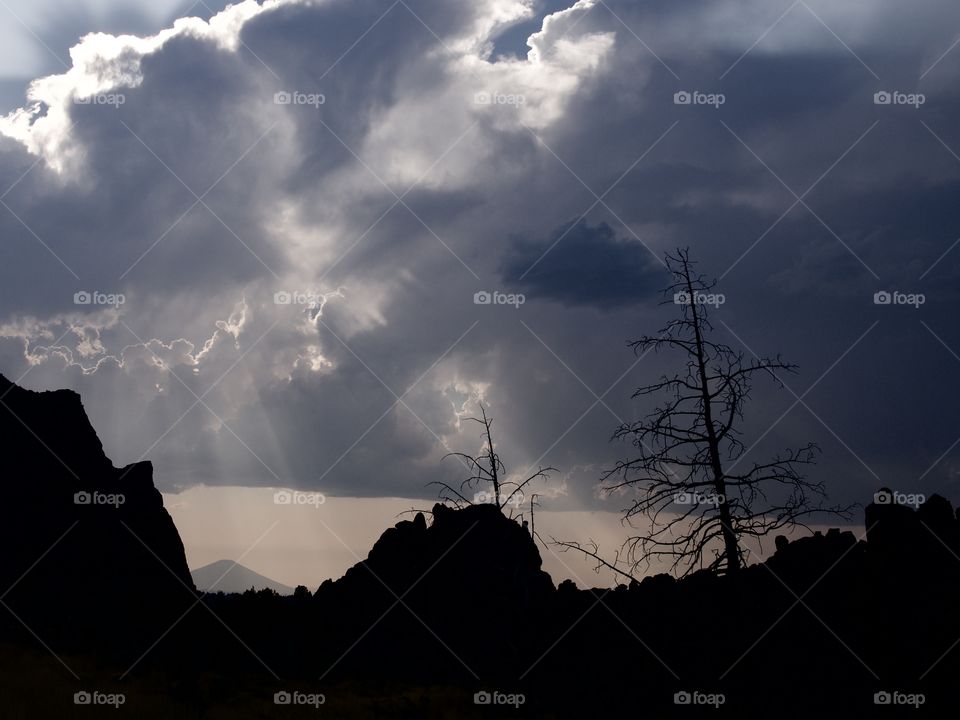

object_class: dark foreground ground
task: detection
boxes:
[2,496,960,718]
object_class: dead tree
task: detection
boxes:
[598,248,849,576]
[430,405,555,515]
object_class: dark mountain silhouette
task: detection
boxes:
[192,560,293,594]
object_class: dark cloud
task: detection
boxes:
[0,0,958,516]
[503,220,665,308]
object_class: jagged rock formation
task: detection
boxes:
[317,502,554,603]
[305,502,555,679]
[865,488,960,564]
[0,373,194,646]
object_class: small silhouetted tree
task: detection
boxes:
[596,249,850,576]
[431,405,555,515]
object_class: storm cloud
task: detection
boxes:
[0,0,958,515]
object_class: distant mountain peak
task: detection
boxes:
[191,559,294,595]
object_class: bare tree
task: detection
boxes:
[552,536,640,585]
[430,405,555,515]
[599,248,850,577]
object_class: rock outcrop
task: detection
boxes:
[865,488,960,565]
[309,502,555,678]
[316,502,554,606]
[0,373,194,642]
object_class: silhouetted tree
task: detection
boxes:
[597,249,849,576]
[431,405,555,515]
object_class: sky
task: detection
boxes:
[0,0,958,587]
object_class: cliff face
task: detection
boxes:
[0,373,194,629]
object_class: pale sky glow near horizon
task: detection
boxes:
[165,486,864,590]
[1,0,959,590]
[165,486,647,589]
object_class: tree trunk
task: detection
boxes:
[683,264,741,574]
